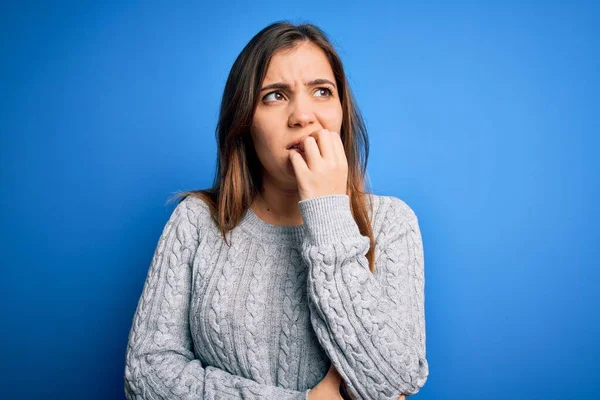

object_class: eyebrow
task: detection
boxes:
[260,78,337,92]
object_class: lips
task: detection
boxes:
[286,137,306,151]
[287,143,304,154]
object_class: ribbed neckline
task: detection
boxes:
[237,206,305,243]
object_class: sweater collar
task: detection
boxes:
[237,206,304,243]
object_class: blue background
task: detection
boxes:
[1,1,598,399]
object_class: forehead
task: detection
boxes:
[262,42,334,84]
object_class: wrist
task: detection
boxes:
[298,194,360,245]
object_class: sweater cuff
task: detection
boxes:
[298,194,361,245]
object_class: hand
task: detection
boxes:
[289,129,348,201]
[308,364,343,400]
[312,364,407,400]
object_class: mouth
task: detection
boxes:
[287,144,305,154]
[286,138,306,151]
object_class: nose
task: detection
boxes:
[287,94,316,128]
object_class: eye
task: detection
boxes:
[315,87,334,97]
[262,91,285,102]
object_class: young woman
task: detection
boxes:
[124,21,429,400]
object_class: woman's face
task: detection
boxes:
[250,41,343,189]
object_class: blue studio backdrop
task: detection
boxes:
[1,1,598,399]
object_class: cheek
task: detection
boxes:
[251,126,281,166]
[320,104,343,131]
[262,140,279,162]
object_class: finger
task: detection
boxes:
[289,147,310,176]
[301,135,321,170]
[331,366,342,382]
[310,129,333,160]
[327,365,342,384]
[330,130,346,164]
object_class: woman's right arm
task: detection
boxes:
[124,197,310,399]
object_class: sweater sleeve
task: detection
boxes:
[124,197,310,400]
[298,194,429,399]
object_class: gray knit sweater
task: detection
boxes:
[124,193,429,399]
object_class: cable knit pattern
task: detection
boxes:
[298,194,429,399]
[124,193,428,399]
[245,244,273,384]
[278,247,308,388]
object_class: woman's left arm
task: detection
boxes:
[298,194,429,400]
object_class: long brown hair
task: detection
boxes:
[168,21,377,272]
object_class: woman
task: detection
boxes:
[124,21,429,400]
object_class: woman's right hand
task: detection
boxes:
[308,364,343,399]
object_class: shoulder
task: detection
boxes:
[177,194,212,213]
[368,193,421,244]
[168,194,212,233]
[368,193,419,223]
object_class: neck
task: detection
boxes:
[251,175,303,226]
